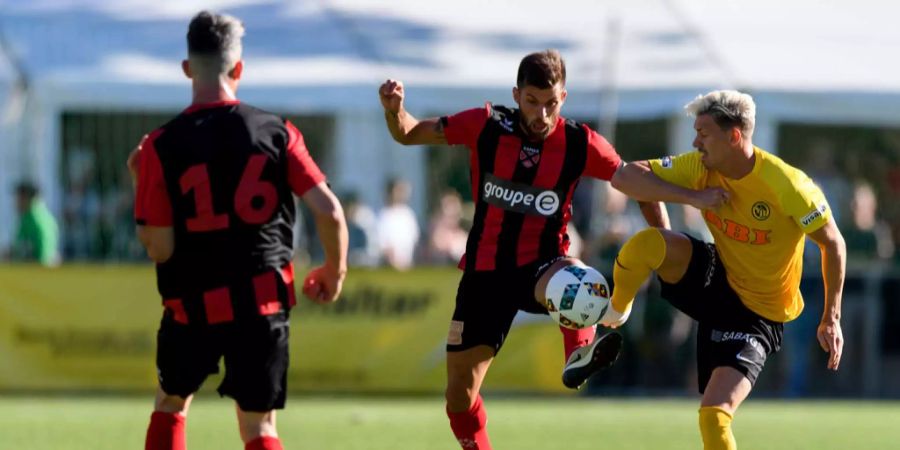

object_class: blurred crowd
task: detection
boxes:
[3,148,899,271]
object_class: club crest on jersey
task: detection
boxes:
[519,145,541,168]
[751,201,771,221]
[583,282,609,298]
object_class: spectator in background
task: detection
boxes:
[585,182,646,267]
[343,191,380,267]
[426,190,468,264]
[377,178,420,270]
[62,151,102,260]
[843,180,894,263]
[9,181,60,266]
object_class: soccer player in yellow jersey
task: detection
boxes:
[604,90,846,450]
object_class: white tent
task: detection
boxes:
[1,0,899,248]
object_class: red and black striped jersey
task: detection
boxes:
[134,100,325,324]
[442,103,621,272]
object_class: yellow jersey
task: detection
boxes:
[649,147,830,322]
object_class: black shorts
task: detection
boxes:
[659,234,783,393]
[156,312,290,412]
[446,256,562,354]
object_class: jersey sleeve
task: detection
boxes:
[134,130,173,226]
[285,120,326,196]
[440,105,490,149]
[582,127,622,180]
[648,151,706,189]
[782,170,832,233]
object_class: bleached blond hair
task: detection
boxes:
[685,90,756,137]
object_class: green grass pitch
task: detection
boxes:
[2,395,898,449]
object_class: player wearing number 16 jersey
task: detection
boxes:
[130,11,348,450]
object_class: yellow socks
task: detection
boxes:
[698,406,736,450]
[611,228,666,313]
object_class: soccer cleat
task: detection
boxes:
[562,331,623,390]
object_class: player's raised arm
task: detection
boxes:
[611,160,729,210]
[379,79,447,146]
[807,219,846,371]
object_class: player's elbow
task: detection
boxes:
[832,229,847,259]
[313,199,347,230]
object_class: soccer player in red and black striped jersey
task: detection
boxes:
[129,11,348,450]
[380,50,726,449]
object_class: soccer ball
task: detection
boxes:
[544,264,611,329]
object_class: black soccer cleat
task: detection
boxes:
[561,331,623,390]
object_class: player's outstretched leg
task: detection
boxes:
[535,257,624,390]
[446,345,495,449]
[145,387,190,450]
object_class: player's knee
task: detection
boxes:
[445,370,478,412]
[619,228,666,270]
[444,382,476,412]
[154,394,189,414]
[534,256,582,303]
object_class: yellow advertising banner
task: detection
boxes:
[0,265,570,393]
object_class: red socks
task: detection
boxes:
[145,411,284,450]
[145,411,186,450]
[245,436,284,450]
[447,395,491,449]
[560,324,596,361]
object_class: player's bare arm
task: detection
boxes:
[136,225,174,263]
[807,219,846,371]
[611,160,730,210]
[301,181,349,304]
[637,201,670,229]
[379,79,447,146]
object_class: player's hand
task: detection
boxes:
[690,187,730,210]
[379,79,405,114]
[816,316,843,370]
[599,302,632,329]
[301,264,346,304]
[127,135,148,189]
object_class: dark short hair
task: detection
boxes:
[15,181,38,198]
[187,10,243,57]
[516,49,566,89]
